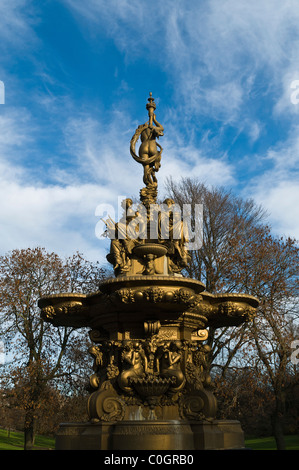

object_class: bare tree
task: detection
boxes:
[0,247,107,449]
[165,177,267,292]
[165,177,299,448]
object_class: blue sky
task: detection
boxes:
[1,0,299,264]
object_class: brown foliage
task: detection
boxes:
[166,178,299,445]
[0,247,107,448]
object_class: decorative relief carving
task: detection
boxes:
[88,384,125,423]
[101,395,125,422]
[185,343,212,389]
[218,301,256,322]
[87,336,216,421]
[117,288,135,303]
[156,329,177,340]
[56,301,85,314]
[41,305,55,320]
[115,424,185,435]
[40,301,88,322]
[89,328,109,343]
[179,395,205,421]
[143,286,164,302]
[114,286,204,308]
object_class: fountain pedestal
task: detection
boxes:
[54,420,245,450]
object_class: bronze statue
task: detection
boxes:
[130,93,164,188]
[118,341,146,393]
[158,341,186,392]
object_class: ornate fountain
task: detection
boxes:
[38,93,259,450]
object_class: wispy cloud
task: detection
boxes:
[0,101,236,259]
[1,0,299,264]
[243,125,299,239]
[0,175,110,262]
[0,109,108,261]
[63,0,299,122]
[0,0,38,48]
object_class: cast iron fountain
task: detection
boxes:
[38,94,259,450]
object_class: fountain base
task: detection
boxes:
[55,419,245,450]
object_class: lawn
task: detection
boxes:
[0,428,298,450]
[245,434,299,450]
[0,428,55,450]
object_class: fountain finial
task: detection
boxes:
[146,92,156,127]
[130,93,164,206]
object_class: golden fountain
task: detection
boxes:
[38,94,259,450]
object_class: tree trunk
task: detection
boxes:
[24,410,36,450]
[271,395,286,450]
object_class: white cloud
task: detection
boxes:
[0,173,111,263]
[62,112,141,195]
[63,0,299,128]
[63,110,236,196]
[2,0,299,262]
[0,110,110,262]
[0,109,33,150]
[0,102,236,261]
[0,0,38,49]
[254,180,299,240]
[274,72,299,117]
[158,140,235,194]
[244,126,299,240]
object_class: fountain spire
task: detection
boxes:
[130,92,164,207]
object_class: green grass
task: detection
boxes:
[0,428,55,450]
[245,434,299,450]
[0,428,298,450]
